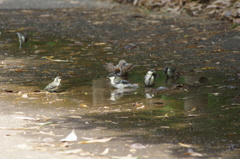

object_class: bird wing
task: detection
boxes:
[120,79,130,84]
[44,83,55,90]
[119,63,134,76]
[44,82,60,91]
[103,63,116,73]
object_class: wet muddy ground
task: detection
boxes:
[0,0,239,158]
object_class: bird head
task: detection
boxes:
[117,60,127,67]
[107,73,116,78]
[54,76,62,83]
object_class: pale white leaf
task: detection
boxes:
[100,148,109,155]
[130,143,147,149]
[14,116,38,121]
[79,137,113,144]
[60,129,78,142]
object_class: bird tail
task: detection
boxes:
[129,84,139,88]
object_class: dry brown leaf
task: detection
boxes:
[79,104,88,107]
[94,42,107,45]
[179,142,191,147]
[200,67,219,70]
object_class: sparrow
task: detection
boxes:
[104,60,134,76]
[144,69,158,87]
[16,32,28,49]
[44,76,62,92]
[107,73,138,89]
[163,66,179,79]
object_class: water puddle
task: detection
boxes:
[0,31,239,157]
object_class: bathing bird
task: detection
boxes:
[107,73,138,89]
[16,32,27,49]
[144,69,158,87]
[44,76,62,92]
[104,60,134,76]
[163,66,179,79]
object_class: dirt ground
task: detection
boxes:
[0,0,239,159]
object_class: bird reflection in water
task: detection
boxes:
[110,87,138,101]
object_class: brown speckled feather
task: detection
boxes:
[103,63,116,73]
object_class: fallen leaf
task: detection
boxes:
[211,49,224,53]
[58,149,82,154]
[40,14,52,18]
[132,102,144,107]
[179,142,191,147]
[197,45,206,48]
[14,116,39,121]
[184,149,203,157]
[153,113,169,118]
[69,116,82,119]
[37,122,53,126]
[186,114,199,117]
[61,129,78,142]
[200,66,219,70]
[9,69,27,72]
[188,107,196,112]
[94,42,107,45]
[160,126,170,128]
[100,148,110,155]
[38,131,55,136]
[130,143,147,149]
[79,104,88,107]
[79,137,113,144]
[22,93,28,98]
[34,50,46,54]
[209,92,220,96]
[111,155,138,159]
[50,59,70,62]
[42,56,54,60]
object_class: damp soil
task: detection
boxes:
[0,0,239,159]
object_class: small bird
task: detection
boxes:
[144,69,158,87]
[16,32,28,49]
[107,73,138,89]
[104,60,134,76]
[44,76,62,92]
[163,66,179,79]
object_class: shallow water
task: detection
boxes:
[0,30,239,158]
